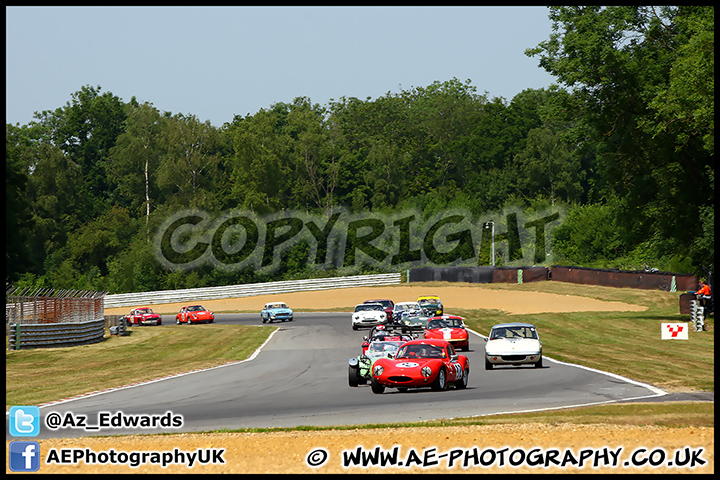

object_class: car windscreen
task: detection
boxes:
[491,326,538,339]
[356,304,382,311]
[438,317,463,328]
[397,343,446,359]
[396,304,418,311]
[429,318,462,329]
[368,342,401,354]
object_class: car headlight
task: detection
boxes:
[373,365,384,376]
[421,366,432,377]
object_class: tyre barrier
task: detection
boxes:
[690,300,706,331]
[107,316,129,336]
[8,318,106,350]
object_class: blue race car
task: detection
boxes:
[261,302,294,323]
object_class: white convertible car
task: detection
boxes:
[352,303,387,330]
[484,322,543,369]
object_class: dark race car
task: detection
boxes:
[361,325,414,355]
[370,338,469,393]
[399,313,431,334]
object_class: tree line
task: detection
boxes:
[6,6,713,293]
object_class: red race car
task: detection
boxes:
[124,307,162,326]
[423,315,470,351]
[176,305,215,324]
[370,338,469,393]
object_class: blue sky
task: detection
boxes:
[6,6,557,128]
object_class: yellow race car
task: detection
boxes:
[417,295,443,316]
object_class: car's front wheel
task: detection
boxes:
[455,367,469,389]
[348,365,360,387]
[485,357,494,370]
[431,368,447,391]
[534,356,543,368]
[370,377,385,394]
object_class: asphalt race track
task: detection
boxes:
[9,312,688,439]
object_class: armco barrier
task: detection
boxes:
[104,273,402,309]
[8,318,105,350]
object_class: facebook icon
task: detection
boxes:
[9,441,41,472]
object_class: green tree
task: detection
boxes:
[5,124,35,281]
[107,100,164,240]
[20,128,85,278]
[32,85,127,219]
[287,97,347,216]
[156,113,224,211]
[527,6,714,272]
[51,206,139,287]
[513,126,584,205]
[552,202,625,266]
[226,103,293,213]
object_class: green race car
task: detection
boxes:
[399,313,431,334]
[348,335,412,387]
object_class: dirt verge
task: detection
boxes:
[104,283,648,316]
[10,423,713,474]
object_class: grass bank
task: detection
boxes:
[452,281,714,393]
[5,324,275,408]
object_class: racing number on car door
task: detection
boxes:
[452,363,462,380]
